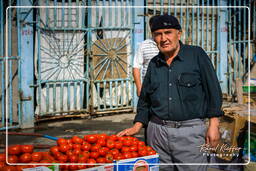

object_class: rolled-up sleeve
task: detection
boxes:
[134,62,152,126]
[198,47,224,118]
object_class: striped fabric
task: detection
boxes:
[133,39,159,79]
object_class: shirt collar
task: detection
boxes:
[156,41,185,66]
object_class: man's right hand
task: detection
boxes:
[117,122,143,137]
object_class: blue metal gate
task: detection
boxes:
[34,0,135,119]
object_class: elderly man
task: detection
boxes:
[117,14,223,171]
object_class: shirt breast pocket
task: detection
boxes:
[177,72,201,101]
[147,82,160,106]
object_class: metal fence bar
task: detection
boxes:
[211,0,215,65]
[201,0,204,48]
[109,81,113,109]
[103,81,106,109]
[197,0,200,46]
[174,0,177,17]
[54,0,57,27]
[1,59,5,126]
[115,81,118,107]
[53,83,56,111]
[73,82,77,110]
[67,82,71,110]
[46,83,50,112]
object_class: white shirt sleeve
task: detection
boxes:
[133,43,144,69]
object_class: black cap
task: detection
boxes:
[150,15,182,32]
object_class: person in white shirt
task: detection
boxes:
[133,39,159,96]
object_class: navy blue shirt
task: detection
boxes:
[134,42,224,125]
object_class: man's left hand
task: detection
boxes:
[206,117,220,148]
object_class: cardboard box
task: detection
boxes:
[114,154,159,171]
[25,155,159,171]
[79,164,114,171]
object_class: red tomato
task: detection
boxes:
[50,146,59,155]
[72,136,83,144]
[59,165,69,170]
[67,139,73,144]
[148,150,157,155]
[57,154,68,162]
[110,149,119,156]
[0,161,6,167]
[106,140,115,149]
[146,146,154,151]
[138,149,148,157]
[123,152,132,159]
[86,134,98,144]
[114,154,124,160]
[98,147,109,156]
[114,141,123,149]
[66,150,74,157]
[121,146,130,153]
[87,158,96,168]
[131,151,138,158]
[2,166,16,171]
[58,144,70,153]
[8,145,21,155]
[21,145,34,153]
[72,149,81,155]
[19,153,32,163]
[105,154,113,163]
[77,165,87,170]
[7,155,18,163]
[81,143,91,151]
[91,144,101,152]
[97,139,106,146]
[90,152,99,159]
[138,141,145,146]
[31,152,43,162]
[78,155,87,163]
[68,155,78,163]
[131,140,138,146]
[57,138,67,146]
[72,143,81,150]
[0,153,6,162]
[130,145,138,152]
[123,140,132,147]
[117,136,125,141]
[97,133,108,140]
[109,135,118,141]
[15,165,28,171]
[81,151,90,159]
[96,157,106,163]
[69,165,78,170]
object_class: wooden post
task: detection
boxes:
[236,78,243,104]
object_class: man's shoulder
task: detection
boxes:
[182,44,203,51]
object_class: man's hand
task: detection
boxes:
[206,117,220,148]
[117,122,143,137]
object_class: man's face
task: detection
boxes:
[152,28,181,55]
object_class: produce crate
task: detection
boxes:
[23,166,59,171]
[25,155,159,171]
[114,154,159,171]
[79,164,114,171]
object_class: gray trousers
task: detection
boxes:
[147,119,208,171]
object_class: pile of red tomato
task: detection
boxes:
[0,134,156,171]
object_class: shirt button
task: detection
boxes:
[169,69,172,72]
[169,83,172,86]
[169,97,172,101]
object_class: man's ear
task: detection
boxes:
[178,30,182,40]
